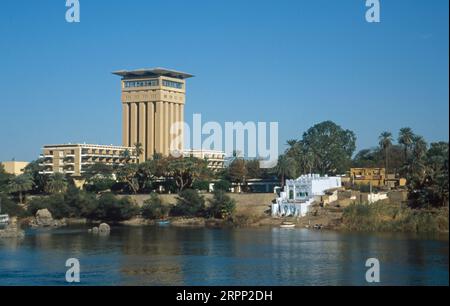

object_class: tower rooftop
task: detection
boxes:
[112,67,194,79]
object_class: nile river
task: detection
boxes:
[0,225,448,285]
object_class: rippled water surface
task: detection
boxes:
[0,226,448,285]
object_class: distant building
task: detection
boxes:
[1,161,29,176]
[272,174,342,217]
[350,168,406,188]
[350,167,386,186]
[183,149,225,172]
[113,68,194,160]
[39,144,137,177]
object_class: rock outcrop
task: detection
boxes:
[30,209,66,228]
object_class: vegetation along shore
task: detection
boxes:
[1,122,448,235]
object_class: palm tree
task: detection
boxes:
[7,174,34,204]
[121,149,131,163]
[45,173,68,194]
[398,127,414,162]
[379,131,393,174]
[275,155,296,188]
[134,142,144,163]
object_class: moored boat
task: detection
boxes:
[280,221,295,229]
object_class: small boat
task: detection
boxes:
[157,220,171,226]
[0,214,10,229]
[280,221,295,229]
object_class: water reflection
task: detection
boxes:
[0,226,448,286]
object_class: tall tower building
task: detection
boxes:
[113,68,193,161]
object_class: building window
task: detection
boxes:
[162,80,183,89]
[124,79,159,88]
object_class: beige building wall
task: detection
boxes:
[40,144,136,177]
[1,161,29,176]
[113,68,193,161]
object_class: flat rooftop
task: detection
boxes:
[112,67,194,79]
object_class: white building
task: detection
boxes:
[183,149,225,172]
[272,174,342,217]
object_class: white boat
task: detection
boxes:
[280,221,295,229]
[0,214,10,228]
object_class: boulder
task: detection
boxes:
[35,209,54,227]
[98,223,111,234]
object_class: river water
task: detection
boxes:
[0,225,448,285]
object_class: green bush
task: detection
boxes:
[141,193,170,219]
[27,194,72,219]
[90,193,138,222]
[0,194,27,217]
[213,180,231,192]
[207,190,236,219]
[192,180,210,192]
[84,177,115,193]
[171,189,205,217]
[64,186,98,218]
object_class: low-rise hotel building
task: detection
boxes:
[40,144,137,177]
[0,161,29,176]
[183,149,225,172]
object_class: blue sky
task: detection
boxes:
[0,0,448,161]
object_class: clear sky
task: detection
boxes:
[0,0,448,161]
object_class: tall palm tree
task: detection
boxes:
[379,131,393,174]
[398,127,414,162]
[133,142,144,163]
[45,173,68,194]
[275,155,296,188]
[7,174,34,204]
[121,149,131,163]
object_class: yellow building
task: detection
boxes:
[350,168,386,186]
[113,68,194,161]
[183,149,226,172]
[40,144,137,177]
[1,161,29,176]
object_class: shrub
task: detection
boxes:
[64,186,98,218]
[213,180,231,192]
[192,180,210,192]
[90,193,138,222]
[84,177,115,193]
[141,193,170,219]
[0,194,27,217]
[171,189,205,217]
[27,194,72,219]
[207,190,236,219]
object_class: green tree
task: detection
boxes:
[379,131,393,174]
[301,121,356,175]
[23,160,47,194]
[7,174,34,204]
[171,189,206,217]
[0,163,13,193]
[274,155,296,187]
[207,190,236,219]
[45,173,68,194]
[141,193,170,219]
[398,127,415,162]
[227,158,247,185]
[91,193,138,221]
[167,157,210,192]
[116,163,139,194]
[134,142,144,163]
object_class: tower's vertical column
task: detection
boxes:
[147,102,155,159]
[130,103,138,148]
[180,104,184,151]
[163,102,170,155]
[155,101,163,154]
[122,103,129,147]
[138,102,146,161]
